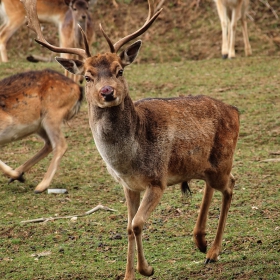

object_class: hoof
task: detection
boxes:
[194,233,207,253]
[26,55,39,63]
[222,54,228,59]
[8,173,25,184]
[138,266,154,277]
[205,258,216,264]
[34,189,44,194]
[150,267,154,276]
[199,245,207,253]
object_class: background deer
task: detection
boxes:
[0,69,83,193]
[22,0,240,278]
[214,0,252,58]
[0,0,95,65]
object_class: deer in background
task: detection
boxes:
[0,69,83,193]
[214,0,252,59]
[0,0,95,68]
[22,0,240,278]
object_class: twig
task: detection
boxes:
[258,0,279,19]
[246,12,254,22]
[20,204,117,224]
[269,151,280,155]
[261,158,280,162]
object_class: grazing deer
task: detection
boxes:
[214,0,252,59]
[0,0,94,65]
[22,0,240,278]
[0,69,83,193]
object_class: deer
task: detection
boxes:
[0,69,83,193]
[214,0,252,59]
[0,0,95,68]
[22,0,240,278]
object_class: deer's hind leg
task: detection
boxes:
[241,4,252,56]
[33,117,68,193]
[9,129,53,185]
[0,160,25,183]
[0,131,53,185]
[0,17,25,62]
[205,173,235,263]
[193,182,215,253]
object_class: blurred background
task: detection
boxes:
[3,0,280,63]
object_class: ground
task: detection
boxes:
[0,1,279,280]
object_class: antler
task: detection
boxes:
[21,0,91,59]
[100,0,163,53]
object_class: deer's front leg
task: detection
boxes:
[241,15,252,57]
[123,187,141,280]
[131,184,164,278]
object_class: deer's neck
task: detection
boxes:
[88,95,141,177]
[62,10,85,48]
[90,95,138,143]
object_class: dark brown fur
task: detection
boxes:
[23,0,240,278]
[80,52,239,279]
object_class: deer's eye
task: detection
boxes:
[117,69,123,77]
[85,76,92,82]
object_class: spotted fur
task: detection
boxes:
[0,69,83,192]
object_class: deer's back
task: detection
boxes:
[104,95,239,189]
[215,0,249,12]
[0,0,68,24]
[0,69,82,145]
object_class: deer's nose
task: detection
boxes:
[100,86,115,101]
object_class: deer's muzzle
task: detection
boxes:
[100,86,115,102]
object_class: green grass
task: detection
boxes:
[0,56,279,279]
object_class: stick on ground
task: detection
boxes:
[20,204,117,224]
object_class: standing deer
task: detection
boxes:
[22,0,240,278]
[214,0,252,59]
[0,0,94,65]
[0,69,83,193]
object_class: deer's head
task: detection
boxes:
[56,40,142,108]
[65,0,90,24]
[22,0,162,108]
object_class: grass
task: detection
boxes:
[0,55,280,280]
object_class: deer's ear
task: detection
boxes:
[119,40,142,67]
[55,57,85,75]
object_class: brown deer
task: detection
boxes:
[22,0,240,278]
[0,69,83,193]
[214,0,252,59]
[0,0,94,65]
